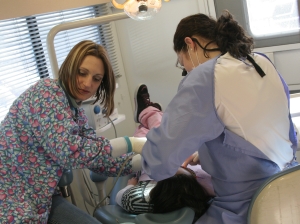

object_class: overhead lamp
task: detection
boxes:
[111,0,170,21]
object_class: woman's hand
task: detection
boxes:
[127,177,138,186]
[182,151,200,167]
[129,137,147,154]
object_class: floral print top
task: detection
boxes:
[0,78,133,223]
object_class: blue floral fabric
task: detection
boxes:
[0,78,133,223]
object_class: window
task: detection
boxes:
[0,4,120,122]
[245,0,299,38]
[214,0,300,48]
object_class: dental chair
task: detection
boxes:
[90,171,195,224]
[53,169,194,224]
[247,165,300,224]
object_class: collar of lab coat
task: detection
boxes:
[58,79,82,109]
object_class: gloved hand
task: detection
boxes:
[110,136,147,158]
[181,151,200,167]
[128,137,147,154]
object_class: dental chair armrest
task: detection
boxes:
[57,169,73,198]
[90,171,109,207]
[58,169,73,187]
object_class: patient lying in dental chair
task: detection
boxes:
[116,164,215,220]
[115,84,215,222]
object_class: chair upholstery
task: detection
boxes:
[247,165,300,224]
[135,206,195,224]
[94,204,137,223]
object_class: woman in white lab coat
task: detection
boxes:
[138,10,298,224]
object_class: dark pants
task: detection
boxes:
[48,195,102,224]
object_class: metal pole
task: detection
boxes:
[46,12,128,78]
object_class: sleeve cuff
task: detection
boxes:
[124,136,132,153]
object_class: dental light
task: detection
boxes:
[111,0,170,21]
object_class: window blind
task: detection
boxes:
[0,4,120,122]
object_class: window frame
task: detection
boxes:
[213,0,300,48]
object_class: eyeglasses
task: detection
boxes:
[176,58,184,70]
[176,58,187,76]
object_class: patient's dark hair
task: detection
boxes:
[149,173,210,219]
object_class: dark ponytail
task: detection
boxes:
[173,10,253,59]
[173,14,217,53]
[215,10,253,58]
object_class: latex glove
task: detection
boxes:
[129,137,147,154]
[110,137,130,158]
[182,151,200,167]
[110,137,147,158]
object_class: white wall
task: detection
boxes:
[275,49,300,91]
[114,0,205,111]
[255,44,300,92]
